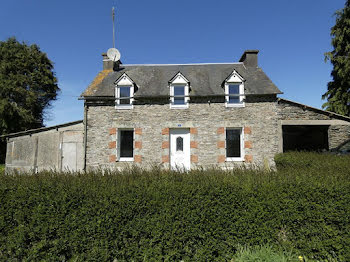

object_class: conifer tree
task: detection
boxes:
[323,1,350,116]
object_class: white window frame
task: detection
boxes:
[115,73,134,110]
[225,127,244,162]
[224,70,245,108]
[117,128,134,162]
[169,72,190,109]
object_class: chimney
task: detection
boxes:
[102,53,114,70]
[239,50,259,68]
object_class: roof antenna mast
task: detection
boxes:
[112,6,115,48]
[107,6,121,63]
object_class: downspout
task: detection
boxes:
[83,102,88,172]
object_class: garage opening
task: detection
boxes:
[282,125,329,152]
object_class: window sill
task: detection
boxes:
[170,104,189,109]
[118,157,134,162]
[225,103,245,108]
[115,105,133,110]
[226,157,244,162]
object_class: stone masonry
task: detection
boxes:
[86,99,280,169]
[85,98,350,170]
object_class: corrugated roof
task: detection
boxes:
[81,63,282,98]
[1,120,83,139]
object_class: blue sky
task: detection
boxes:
[0,0,346,126]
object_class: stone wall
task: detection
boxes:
[329,125,350,149]
[278,100,331,121]
[86,99,350,170]
[85,99,280,169]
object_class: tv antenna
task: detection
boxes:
[112,6,115,48]
[107,6,121,62]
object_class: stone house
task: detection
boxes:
[80,50,350,170]
[4,50,350,172]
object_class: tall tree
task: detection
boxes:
[0,37,59,162]
[323,1,350,116]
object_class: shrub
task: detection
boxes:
[0,153,349,261]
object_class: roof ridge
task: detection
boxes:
[122,62,244,66]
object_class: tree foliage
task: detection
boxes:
[323,1,350,116]
[0,37,59,135]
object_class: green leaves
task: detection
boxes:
[0,37,59,135]
[323,1,350,116]
[0,154,350,261]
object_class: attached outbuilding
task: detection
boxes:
[4,120,84,174]
[277,98,350,152]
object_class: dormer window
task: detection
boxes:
[115,73,134,109]
[169,72,190,109]
[224,70,245,107]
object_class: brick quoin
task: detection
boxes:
[109,128,116,135]
[217,127,225,135]
[135,128,142,135]
[217,155,225,163]
[244,141,252,149]
[191,155,198,163]
[134,155,142,163]
[190,128,198,135]
[162,155,169,163]
[245,155,253,163]
[244,127,252,135]
[135,141,142,149]
[217,141,225,148]
[162,141,169,149]
[108,141,116,149]
[109,155,116,162]
[162,128,169,135]
[190,141,198,148]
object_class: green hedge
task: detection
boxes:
[1,153,350,261]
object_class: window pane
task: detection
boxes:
[120,130,133,157]
[228,84,240,104]
[226,129,241,158]
[174,97,185,105]
[173,86,185,105]
[229,84,239,94]
[176,137,183,151]
[174,86,185,96]
[119,86,130,104]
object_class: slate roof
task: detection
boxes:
[81,63,282,98]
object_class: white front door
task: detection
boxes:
[170,129,190,171]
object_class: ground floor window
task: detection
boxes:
[226,128,244,161]
[118,129,134,161]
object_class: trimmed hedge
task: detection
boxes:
[0,152,350,261]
